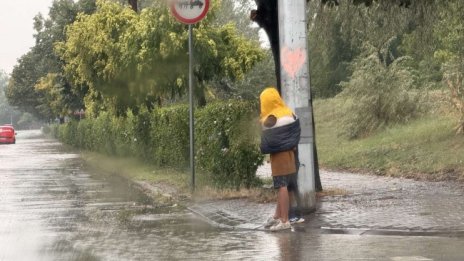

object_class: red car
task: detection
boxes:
[0,125,16,144]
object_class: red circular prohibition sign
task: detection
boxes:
[170,0,210,24]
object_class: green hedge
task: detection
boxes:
[196,101,263,188]
[51,100,264,189]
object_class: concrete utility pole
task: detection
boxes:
[278,0,316,211]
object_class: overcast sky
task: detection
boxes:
[0,0,53,74]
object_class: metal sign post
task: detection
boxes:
[170,0,210,192]
[188,24,195,192]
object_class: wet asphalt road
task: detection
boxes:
[1,130,464,261]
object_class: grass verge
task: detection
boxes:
[80,152,290,203]
[314,96,464,182]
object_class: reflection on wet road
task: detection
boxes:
[0,130,281,260]
[1,130,464,261]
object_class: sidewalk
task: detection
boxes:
[189,164,464,235]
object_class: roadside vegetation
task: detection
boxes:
[48,100,264,191]
[5,0,464,197]
[0,71,41,128]
[315,93,464,182]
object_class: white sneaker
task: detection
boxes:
[289,217,305,224]
[270,220,291,231]
[264,216,279,228]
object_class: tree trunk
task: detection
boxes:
[197,89,207,107]
[251,0,281,93]
[128,0,138,12]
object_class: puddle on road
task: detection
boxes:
[1,132,281,261]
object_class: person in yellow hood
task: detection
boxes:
[260,87,302,231]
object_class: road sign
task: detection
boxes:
[170,0,210,24]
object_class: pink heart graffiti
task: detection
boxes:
[281,47,306,79]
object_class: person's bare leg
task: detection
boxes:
[278,186,289,223]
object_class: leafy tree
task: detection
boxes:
[304,1,421,99]
[207,0,271,100]
[34,73,77,118]
[434,0,464,134]
[213,0,259,41]
[307,1,357,98]
[398,1,442,89]
[1,71,38,127]
[58,0,264,115]
[112,0,157,11]
[339,43,421,139]
[6,51,47,119]
[215,50,276,100]
[6,0,95,120]
[0,72,18,124]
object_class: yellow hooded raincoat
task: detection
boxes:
[259,87,297,176]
